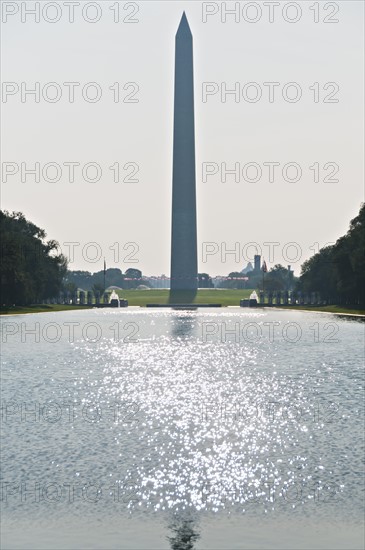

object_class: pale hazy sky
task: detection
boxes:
[1,1,364,276]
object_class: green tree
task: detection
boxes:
[198,273,214,288]
[124,268,142,279]
[299,247,337,300]
[64,270,93,290]
[264,264,293,291]
[298,203,365,305]
[0,211,67,305]
[218,272,248,289]
[92,282,105,296]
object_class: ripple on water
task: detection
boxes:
[1,309,364,523]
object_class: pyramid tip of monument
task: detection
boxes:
[177,11,192,34]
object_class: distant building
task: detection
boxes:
[211,276,225,288]
[241,262,253,275]
[144,276,170,289]
[254,255,261,272]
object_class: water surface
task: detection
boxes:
[1,308,364,549]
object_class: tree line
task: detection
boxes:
[1,205,364,306]
[63,268,150,294]
[0,211,67,306]
[220,265,296,290]
[298,203,364,305]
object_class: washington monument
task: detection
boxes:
[170,12,198,292]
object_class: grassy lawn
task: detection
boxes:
[1,292,364,315]
[0,290,252,314]
[116,288,253,306]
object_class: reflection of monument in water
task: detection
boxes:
[171,314,195,339]
[168,517,200,550]
[170,13,198,292]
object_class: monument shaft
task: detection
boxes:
[170,13,198,291]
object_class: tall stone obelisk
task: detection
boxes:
[170,12,198,292]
